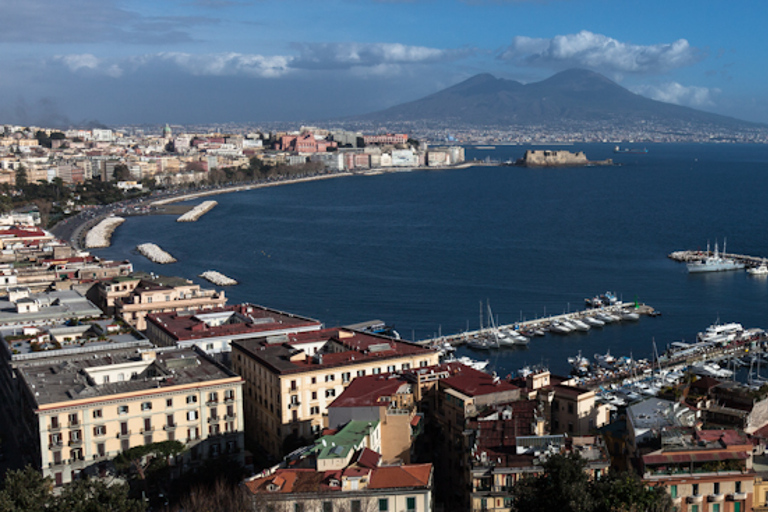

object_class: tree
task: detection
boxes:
[15,166,28,188]
[591,471,673,512]
[511,453,593,512]
[52,478,143,512]
[0,465,54,511]
[112,164,131,182]
[113,440,185,480]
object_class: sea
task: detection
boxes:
[93,142,768,379]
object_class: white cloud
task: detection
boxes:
[52,54,124,77]
[291,42,470,70]
[157,52,293,78]
[500,31,702,74]
[633,82,720,107]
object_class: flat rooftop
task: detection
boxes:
[0,290,103,325]
[19,346,238,407]
[147,303,322,342]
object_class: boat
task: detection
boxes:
[614,145,649,154]
[549,322,572,334]
[456,356,489,372]
[687,239,745,273]
[595,312,617,323]
[748,260,768,275]
[568,351,590,374]
[697,321,743,344]
[569,318,591,331]
[594,350,617,369]
[583,316,605,327]
[620,309,640,321]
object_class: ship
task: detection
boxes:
[686,239,745,273]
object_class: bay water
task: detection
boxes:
[93,143,768,377]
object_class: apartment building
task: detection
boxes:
[641,428,755,512]
[231,328,439,458]
[13,345,244,486]
[144,303,322,364]
[94,273,227,330]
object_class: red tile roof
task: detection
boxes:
[440,362,518,397]
[368,463,432,489]
[643,451,749,466]
[328,374,409,409]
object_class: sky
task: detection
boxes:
[0,0,766,127]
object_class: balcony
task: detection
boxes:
[224,396,235,404]
[140,426,154,433]
[163,424,177,431]
[687,495,704,504]
[288,402,301,409]
[728,492,747,501]
[708,494,724,502]
[223,414,236,421]
[117,429,131,439]
[68,438,82,446]
[49,423,61,432]
[206,400,219,407]
[207,416,220,424]
[48,440,63,450]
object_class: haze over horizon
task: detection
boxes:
[0,0,765,127]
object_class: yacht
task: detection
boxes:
[596,312,618,323]
[569,318,591,331]
[748,260,768,275]
[620,309,640,321]
[549,322,572,334]
[583,316,605,327]
[568,351,590,374]
[456,356,489,372]
[594,350,617,369]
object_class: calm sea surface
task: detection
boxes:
[93,143,768,377]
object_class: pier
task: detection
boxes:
[669,250,765,267]
[417,301,654,347]
[177,200,217,222]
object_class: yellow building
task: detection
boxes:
[231,328,439,458]
[95,274,227,330]
[15,346,244,486]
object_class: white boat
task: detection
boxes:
[569,318,591,331]
[467,336,495,350]
[549,322,572,334]
[560,319,579,331]
[748,260,768,275]
[506,329,530,346]
[583,316,605,327]
[568,351,590,374]
[620,309,640,321]
[594,350,617,369]
[697,321,743,344]
[596,312,617,323]
[687,239,745,273]
[456,356,489,372]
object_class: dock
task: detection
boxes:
[417,301,653,347]
[669,250,765,267]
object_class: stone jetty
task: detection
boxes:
[84,217,125,248]
[199,270,238,286]
[177,200,217,222]
[137,243,177,264]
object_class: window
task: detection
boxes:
[735,503,741,512]
[187,410,199,421]
[691,506,699,512]
[118,405,128,415]
[373,368,381,375]
[166,398,173,407]
[387,365,396,373]
[93,425,106,436]
[325,374,335,382]
[311,391,317,400]
[406,497,416,511]
[692,483,699,496]
[50,416,59,429]
[208,392,218,403]
[323,502,332,512]
[420,360,428,367]
[670,485,677,498]
[378,498,388,512]
[92,409,103,419]
[342,372,351,383]
[144,418,152,432]
[712,504,720,512]
[210,407,218,419]
[567,403,574,414]
[68,413,79,426]
[735,481,742,493]
[325,389,336,398]
[351,501,361,512]
[290,395,299,405]
[310,406,320,415]
[357,370,366,377]
[402,363,411,370]
[97,443,105,457]
[120,421,129,435]
[224,389,235,400]
[293,504,304,512]
[167,414,175,427]
[141,402,152,411]
[187,395,197,404]
[290,380,297,391]
[311,377,317,384]
[714,482,720,495]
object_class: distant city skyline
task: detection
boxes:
[0,0,765,127]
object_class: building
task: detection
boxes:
[328,372,423,464]
[363,134,409,146]
[626,397,697,456]
[0,288,103,327]
[243,421,432,512]
[145,303,323,364]
[276,132,337,153]
[642,428,755,512]
[94,274,227,330]
[231,328,439,458]
[9,345,244,486]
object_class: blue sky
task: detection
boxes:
[0,0,766,126]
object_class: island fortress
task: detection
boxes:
[515,149,612,167]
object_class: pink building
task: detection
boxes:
[276,132,337,153]
[363,133,409,145]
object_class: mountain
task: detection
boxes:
[355,69,758,130]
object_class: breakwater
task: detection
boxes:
[177,200,217,222]
[669,250,766,267]
[199,270,238,286]
[84,217,125,249]
[136,243,176,264]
